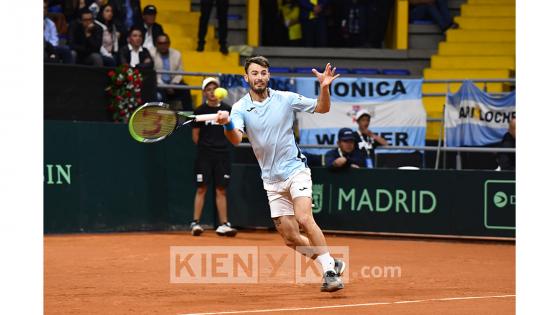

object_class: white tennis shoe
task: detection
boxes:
[216,222,237,237]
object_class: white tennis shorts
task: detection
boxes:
[263,168,313,218]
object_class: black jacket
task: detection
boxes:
[136,22,164,47]
[119,45,154,69]
[68,21,103,59]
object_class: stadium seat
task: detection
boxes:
[353,68,381,75]
[411,19,435,25]
[294,67,316,73]
[333,68,351,74]
[382,69,411,76]
[269,67,292,73]
[227,14,242,20]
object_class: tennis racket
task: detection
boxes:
[128,102,219,143]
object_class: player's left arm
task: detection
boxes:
[312,63,340,114]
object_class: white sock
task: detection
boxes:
[316,252,335,273]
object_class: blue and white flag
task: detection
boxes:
[444,80,516,147]
[295,78,426,155]
[218,74,296,105]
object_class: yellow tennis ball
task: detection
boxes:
[214,87,228,99]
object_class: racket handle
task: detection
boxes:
[195,113,219,122]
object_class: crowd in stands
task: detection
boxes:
[262,0,456,48]
[44,1,192,109]
[304,109,389,170]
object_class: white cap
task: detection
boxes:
[355,109,371,121]
[202,77,220,90]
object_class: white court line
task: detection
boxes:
[179,294,515,315]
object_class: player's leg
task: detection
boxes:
[290,169,345,292]
[215,186,227,224]
[272,213,315,257]
[191,155,210,236]
[193,185,207,221]
[214,154,236,236]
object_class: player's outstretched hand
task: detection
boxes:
[312,63,341,88]
[216,110,230,125]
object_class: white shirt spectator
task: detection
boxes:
[143,24,154,50]
[128,43,143,67]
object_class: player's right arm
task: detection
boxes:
[224,127,243,145]
[216,106,244,145]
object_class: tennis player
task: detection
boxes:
[215,56,345,292]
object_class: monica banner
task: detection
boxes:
[445,80,516,147]
[295,78,426,155]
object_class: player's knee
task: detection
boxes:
[215,187,226,195]
[296,214,315,229]
[196,186,208,194]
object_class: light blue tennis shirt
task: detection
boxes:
[230,88,317,184]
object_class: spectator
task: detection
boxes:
[119,26,154,69]
[299,0,329,47]
[197,0,229,54]
[151,34,193,111]
[339,0,367,47]
[189,77,237,237]
[280,0,302,46]
[87,0,107,18]
[409,0,458,32]
[325,127,366,170]
[353,109,387,168]
[496,118,515,171]
[136,5,164,51]
[95,3,123,66]
[66,0,88,22]
[260,0,289,46]
[68,8,103,66]
[365,0,393,48]
[44,0,74,64]
[109,0,142,32]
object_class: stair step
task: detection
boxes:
[461,4,515,17]
[424,68,512,79]
[438,42,515,55]
[467,0,515,5]
[446,29,515,42]
[454,16,515,30]
[422,82,506,94]
[165,24,215,39]
[174,37,220,51]
[183,51,242,67]
[144,1,191,12]
[157,10,199,22]
[431,55,515,70]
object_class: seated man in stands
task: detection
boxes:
[136,5,164,51]
[325,128,366,170]
[150,34,193,111]
[496,118,515,171]
[44,0,74,64]
[353,109,387,168]
[68,8,103,66]
[119,26,153,69]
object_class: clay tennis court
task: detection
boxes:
[44,231,514,314]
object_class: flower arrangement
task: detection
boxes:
[106,64,143,123]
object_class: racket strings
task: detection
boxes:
[131,106,177,139]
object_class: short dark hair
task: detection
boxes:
[157,33,170,42]
[79,7,93,18]
[244,56,270,73]
[128,25,143,38]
